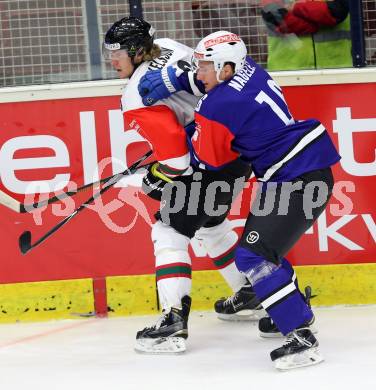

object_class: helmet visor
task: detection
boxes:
[191,52,216,74]
[191,51,207,73]
[102,42,129,60]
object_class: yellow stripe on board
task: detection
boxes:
[0,263,375,323]
[295,263,376,305]
[105,272,233,317]
[106,274,159,316]
[0,278,94,323]
[106,263,376,316]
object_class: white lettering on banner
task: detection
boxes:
[0,110,146,196]
[316,210,376,251]
[317,212,361,250]
[0,106,373,253]
[108,109,148,188]
[333,107,376,176]
[190,213,376,258]
[362,214,376,242]
[0,135,70,194]
[80,111,99,184]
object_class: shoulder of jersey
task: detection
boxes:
[121,63,149,112]
[122,39,193,112]
[198,82,242,119]
[199,60,269,121]
[210,58,267,109]
[155,38,194,58]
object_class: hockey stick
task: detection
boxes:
[21,160,155,212]
[1,162,150,214]
[0,189,23,213]
[19,150,153,255]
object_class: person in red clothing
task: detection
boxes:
[261,0,352,69]
[261,0,349,35]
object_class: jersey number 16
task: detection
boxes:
[255,80,294,126]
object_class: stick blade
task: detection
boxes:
[0,189,22,213]
[19,231,32,254]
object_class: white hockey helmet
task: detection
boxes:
[192,31,247,81]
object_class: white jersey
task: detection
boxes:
[122,38,199,126]
[121,38,199,174]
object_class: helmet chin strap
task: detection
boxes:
[216,69,224,83]
[215,65,225,83]
[130,48,144,76]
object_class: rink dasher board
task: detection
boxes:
[1,68,376,103]
[0,263,375,324]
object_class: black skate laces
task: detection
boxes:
[223,283,253,307]
[144,309,171,331]
[284,329,313,348]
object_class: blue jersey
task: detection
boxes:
[179,56,340,182]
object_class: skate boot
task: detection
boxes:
[214,282,266,321]
[259,315,316,338]
[270,327,324,370]
[134,295,191,354]
[259,286,317,338]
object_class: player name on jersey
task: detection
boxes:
[228,62,256,92]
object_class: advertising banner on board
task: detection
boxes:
[0,82,375,283]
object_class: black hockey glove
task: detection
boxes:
[261,3,288,30]
[142,163,173,201]
[327,0,349,24]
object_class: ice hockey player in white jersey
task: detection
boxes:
[102,17,264,354]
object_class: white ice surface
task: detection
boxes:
[0,305,375,390]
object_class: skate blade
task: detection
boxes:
[218,309,267,322]
[260,326,318,339]
[134,337,186,354]
[274,347,324,371]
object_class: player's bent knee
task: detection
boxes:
[239,225,282,264]
[235,246,263,273]
[235,246,279,285]
[195,219,235,250]
[151,220,190,255]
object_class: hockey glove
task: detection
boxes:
[142,162,173,201]
[138,66,182,106]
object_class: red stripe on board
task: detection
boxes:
[92,278,108,318]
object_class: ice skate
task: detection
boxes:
[271,327,324,370]
[135,295,191,354]
[259,315,316,338]
[214,282,266,321]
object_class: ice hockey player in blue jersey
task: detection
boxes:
[138,30,340,370]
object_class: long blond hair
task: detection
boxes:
[142,43,162,62]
